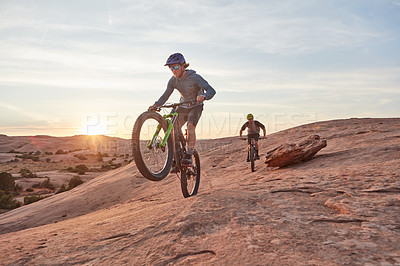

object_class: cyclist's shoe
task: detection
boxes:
[182,154,192,166]
[170,166,178,173]
[246,156,250,162]
[170,160,177,173]
[256,155,260,160]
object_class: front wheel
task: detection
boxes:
[132,111,173,181]
[180,150,200,198]
[250,146,255,172]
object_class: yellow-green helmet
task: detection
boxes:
[247,114,254,120]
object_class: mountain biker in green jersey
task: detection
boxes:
[239,114,266,162]
[149,53,216,166]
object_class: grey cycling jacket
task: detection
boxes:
[155,69,216,108]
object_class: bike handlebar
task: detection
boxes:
[151,100,197,111]
[161,100,197,108]
[240,136,265,140]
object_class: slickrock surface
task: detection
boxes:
[0,118,399,265]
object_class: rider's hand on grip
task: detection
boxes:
[197,95,205,103]
[148,104,158,111]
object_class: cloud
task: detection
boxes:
[0,101,62,122]
[0,0,399,137]
[0,103,51,127]
[392,0,400,7]
[123,1,385,54]
[0,1,394,56]
[79,1,387,55]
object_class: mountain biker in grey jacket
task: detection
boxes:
[149,53,216,165]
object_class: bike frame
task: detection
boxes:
[249,138,255,148]
[242,137,256,148]
[147,101,195,149]
[146,101,196,174]
[147,110,178,149]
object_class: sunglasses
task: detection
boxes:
[170,65,180,71]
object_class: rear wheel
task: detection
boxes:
[180,150,200,198]
[132,111,173,181]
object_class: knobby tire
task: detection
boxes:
[132,111,173,181]
[250,146,255,172]
[181,150,200,198]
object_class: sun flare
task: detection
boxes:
[80,122,109,136]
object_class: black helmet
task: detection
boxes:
[164,53,186,66]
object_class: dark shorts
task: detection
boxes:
[247,133,259,145]
[177,105,203,127]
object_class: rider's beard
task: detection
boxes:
[175,70,186,79]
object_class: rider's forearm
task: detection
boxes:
[197,78,216,100]
[195,74,216,101]
[204,85,216,100]
[155,80,174,106]
[155,89,173,106]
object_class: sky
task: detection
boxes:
[1,0,399,139]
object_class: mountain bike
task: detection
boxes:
[241,137,262,172]
[131,101,200,198]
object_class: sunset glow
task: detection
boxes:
[1,1,399,138]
